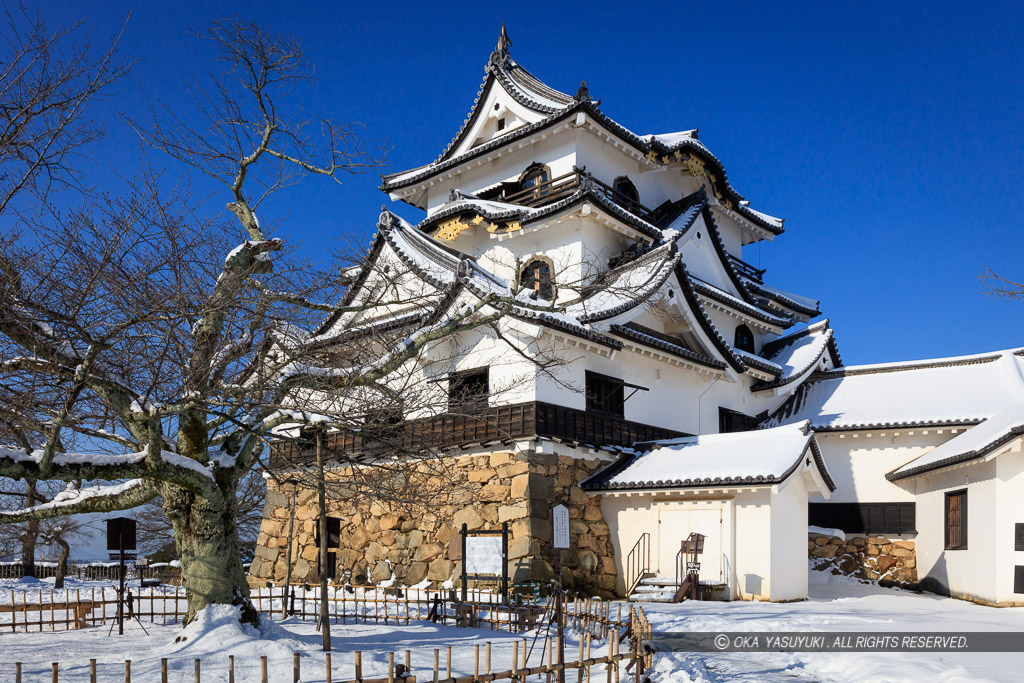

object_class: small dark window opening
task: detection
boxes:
[734,325,755,353]
[719,407,758,433]
[520,164,550,198]
[449,368,489,413]
[497,117,506,131]
[945,490,967,550]
[586,371,625,418]
[521,259,554,299]
[315,516,343,549]
[613,176,639,210]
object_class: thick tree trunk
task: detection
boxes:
[164,480,256,626]
[20,480,38,578]
[54,538,70,589]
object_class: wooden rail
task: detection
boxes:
[4,595,653,683]
[270,401,684,468]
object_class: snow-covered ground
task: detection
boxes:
[2,572,1023,682]
[642,572,1024,683]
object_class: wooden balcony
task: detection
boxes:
[268,401,685,468]
[493,169,656,222]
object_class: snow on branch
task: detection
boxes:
[0,479,156,523]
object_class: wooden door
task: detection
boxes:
[657,508,723,582]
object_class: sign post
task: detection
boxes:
[460,523,510,605]
[551,501,570,683]
[106,517,136,636]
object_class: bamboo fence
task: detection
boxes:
[3,594,655,683]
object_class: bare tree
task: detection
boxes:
[0,19,575,627]
[981,266,1024,300]
[0,5,129,217]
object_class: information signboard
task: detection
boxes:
[465,535,504,576]
[552,503,570,549]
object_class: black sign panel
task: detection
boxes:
[106,517,137,551]
[1015,566,1024,594]
[1015,524,1024,552]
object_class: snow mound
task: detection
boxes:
[808,525,846,540]
[157,604,306,660]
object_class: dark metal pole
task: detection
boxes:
[554,549,565,683]
[118,531,125,636]
[460,523,468,604]
[317,429,331,651]
[501,522,509,606]
[282,480,297,618]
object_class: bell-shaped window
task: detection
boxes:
[520,163,551,198]
[521,259,554,299]
[613,176,639,210]
[734,324,755,353]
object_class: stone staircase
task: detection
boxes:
[627,576,680,602]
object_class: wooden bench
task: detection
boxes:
[0,600,98,629]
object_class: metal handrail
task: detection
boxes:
[727,253,766,284]
[625,532,651,596]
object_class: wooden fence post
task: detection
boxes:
[90,658,97,683]
[260,656,268,683]
[326,652,332,683]
[433,648,440,683]
[293,652,301,682]
[16,662,21,683]
[228,655,234,683]
[162,658,169,683]
[388,652,395,683]
[125,660,131,683]
[51,662,58,683]
[194,659,201,683]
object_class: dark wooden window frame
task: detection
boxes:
[945,489,967,550]
[719,407,759,433]
[448,367,490,413]
[520,257,555,300]
[518,163,551,199]
[585,371,628,418]
[612,176,639,205]
[809,502,917,535]
[734,324,755,353]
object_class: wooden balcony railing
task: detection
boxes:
[495,169,656,222]
[727,253,766,284]
[268,401,685,468]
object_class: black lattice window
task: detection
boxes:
[448,368,489,413]
[945,490,967,550]
[585,371,625,418]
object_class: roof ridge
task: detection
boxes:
[818,351,1006,378]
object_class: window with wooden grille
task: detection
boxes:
[521,259,554,299]
[448,368,489,413]
[945,490,967,550]
[585,371,625,418]
[612,176,639,209]
[519,164,550,199]
[719,407,759,433]
[809,502,916,535]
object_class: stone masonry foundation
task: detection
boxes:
[808,531,917,587]
[251,449,619,597]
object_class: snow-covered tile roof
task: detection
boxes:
[583,421,834,491]
[690,276,793,328]
[766,348,1024,431]
[567,245,680,323]
[734,348,783,375]
[755,283,820,315]
[753,320,837,390]
[609,322,727,371]
[888,409,1024,480]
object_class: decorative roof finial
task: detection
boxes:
[489,24,511,69]
[497,23,511,53]
[575,80,589,102]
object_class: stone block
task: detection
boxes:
[866,545,879,556]
[371,561,392,582]
[498,503,527,523]
[348,527,370,551]
[337,549,362,568]
[427,559,454,581]
[489,452,512,468]
[407,530,424,548]
[810,544,839,559]
[508,535,539,559]
[852,537,867,547]
[814,537,828,546]
[480,484,509,501]
[583,505,603,522]
[379,514,401,531]
[469,468,496,483]
[569,487,589,505]
[401,520,418,532]
[481,503,499,524]
[876,556,897,573]
[365,542,387,564]
[905,558,916,569]
[577,549,598,573]
[294,558,312,580]
[891,547,912,558]
[414,543,443,563]
[452,506,484,530]
[406,562,428,585]
[300,545,319,562]
[892,540,915,550]
[497,462,530,478]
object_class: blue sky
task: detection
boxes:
[32,0,1024,366]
